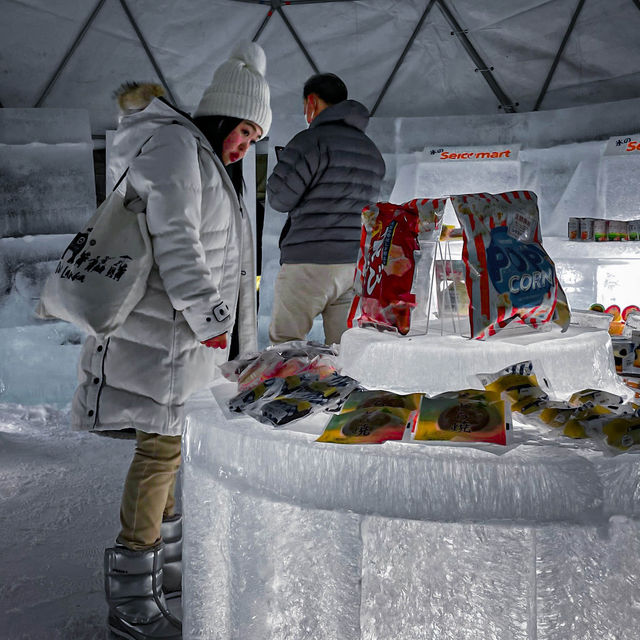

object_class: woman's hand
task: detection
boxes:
[201,333,228,349]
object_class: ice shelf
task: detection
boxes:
[182,387,640,640]
[337,325,628,398]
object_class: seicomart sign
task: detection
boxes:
[423,144,520,162]
[604,134,640,156]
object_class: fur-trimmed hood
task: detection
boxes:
[114,82,165,115]
[108,84,213,189]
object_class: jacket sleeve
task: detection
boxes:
[266,130,320,212]
[127,124,233,341]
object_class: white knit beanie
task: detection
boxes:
[194,41,271,137]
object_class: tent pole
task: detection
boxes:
[533,0,586,111]
[118,0,179,107]
[34,0,107,107]
[276,6,320,73]
[253,10,274,41]
[371,0,437,116]
[436,0,517,113]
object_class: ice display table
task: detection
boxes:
[182,326,640,640]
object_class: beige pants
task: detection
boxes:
[269,263,356,345]
[117,431,182,551]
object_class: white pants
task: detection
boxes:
[269,263,356,345]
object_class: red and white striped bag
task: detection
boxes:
[451,190,570,339]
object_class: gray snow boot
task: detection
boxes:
[160,514,182,599]
[105,542,182,640]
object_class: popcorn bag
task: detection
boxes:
[348,198,445,335]
[452,191,571,339]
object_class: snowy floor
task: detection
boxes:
[0,402,173,639]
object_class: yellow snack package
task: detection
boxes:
[413,389,510,445]
[316,391,421,444]
[568,389,625,409]
[476,360,550,416]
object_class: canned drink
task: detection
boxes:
[593,218,608,242]
[628,220,640,241]
[580,217,594,241]
[568,217,580,240]
[608,220,628,241]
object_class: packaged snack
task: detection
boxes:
[593,219,608,242]
[317,407,414,444]
[231,341,338,392]
[219,350,262,381]
[316,390,421,444]
[599,415,640,451]
[608,220,628,241]
[339,389,423,413]
[568,389,625,409]
[250,372,359,427]
[476,360,550,415]
[451,191,571,339]
[567,217,580,241]
[413,389,510,445]
[628,220,640,241]
[605,304,624,335]
[580,218,595,241]
[349,198,445,335]
[611,337,635,373]
[228,376,284,413]
[561,403,616,439]
[537,401,576,430]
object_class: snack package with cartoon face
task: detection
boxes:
[316,390,421,444]
[250,372,359,427]
[349,198,445,335]
[413,389,511,445]
[475,360,551,416]
[451,191,570,339]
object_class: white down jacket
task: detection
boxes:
[72,98,257,436]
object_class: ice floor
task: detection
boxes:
[0,403,183,639]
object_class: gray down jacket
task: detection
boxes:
[267,99,385,264]
[71,98,257,436]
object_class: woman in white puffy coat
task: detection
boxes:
[77,43,271,640]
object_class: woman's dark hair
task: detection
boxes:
[303,73,348,105]
[192,115,245,196]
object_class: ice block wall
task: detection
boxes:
[0,109,94,404]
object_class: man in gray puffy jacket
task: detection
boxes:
[267,73,385,345]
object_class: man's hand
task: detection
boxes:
[201,333,228,349]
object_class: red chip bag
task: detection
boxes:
[349,199,445,335]
[451,191,570,339]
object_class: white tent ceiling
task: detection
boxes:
[2,0,640,135]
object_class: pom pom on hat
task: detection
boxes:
[194,41,271,137]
